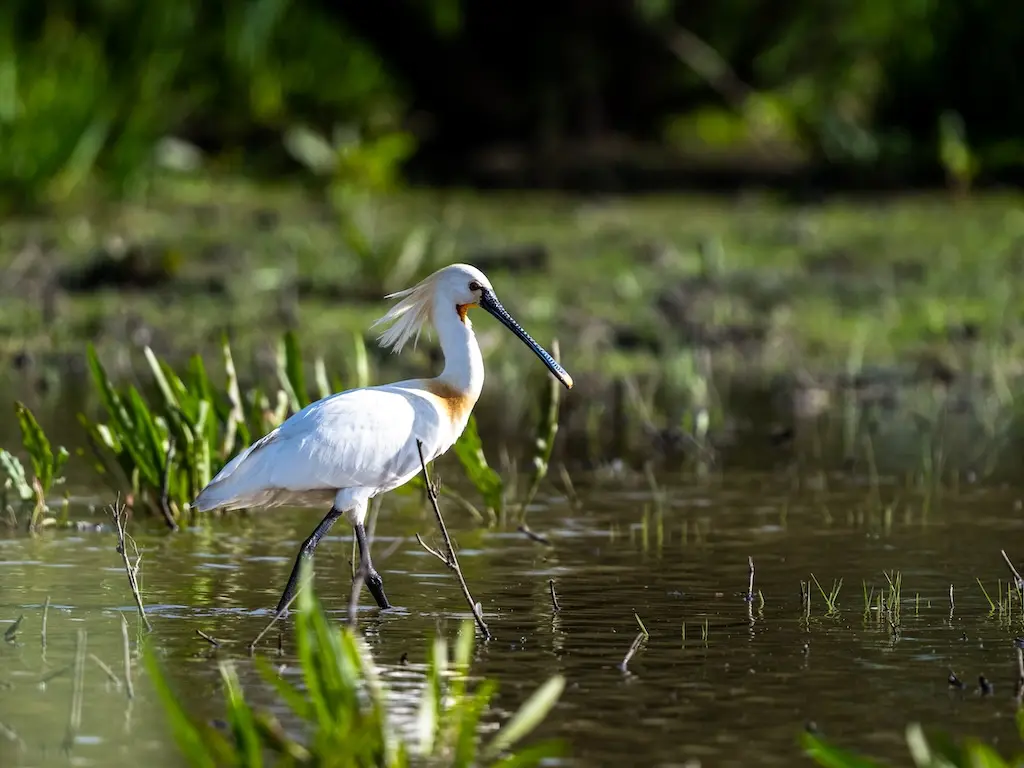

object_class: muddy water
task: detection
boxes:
[4,470,1024,767]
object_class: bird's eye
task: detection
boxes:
[469,281,481,292]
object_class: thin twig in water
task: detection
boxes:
[416,440,491,639]
[120,614,134,700]
[548,579,561,612]
[4,615,23,643]
[89,654,122,690]
[1002,550,1024,589]
[41,596,50,652]
[619,632,646,672]
[949,584,955,618]
[39,666,71,684]
[747,557,755,603]
[517,524,551,546]
[196,630,221,647]
[62,629,87,753]
[250,594,298,653]
[558,464,579,507]
[110,503,152,631]
[0,720,23,751]
[634,611,650,638]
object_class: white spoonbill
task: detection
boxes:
[193,263,573,614]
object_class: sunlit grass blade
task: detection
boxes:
[417,634,445,756]
[977,578,996,612]
[483,674,565,759]
[218,662,263,767]
[491,740,568,768]
[276,331,305,412]
[222,335,247,453]
[453,414,504,516]
[351,332,370,389]
[143,644,228,767]
[251,655,313,721]
[314,356,332,400]
[0,450,32,501]
[453,680,498,764]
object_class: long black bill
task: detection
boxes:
[480,289,573,390]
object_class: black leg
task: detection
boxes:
[274,506,344,615]
[355,522,391,609]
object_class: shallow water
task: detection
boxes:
[4,469,1024,767]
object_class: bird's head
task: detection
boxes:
[373,263,573,390]
[430,263,493,322]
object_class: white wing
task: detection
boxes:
[194,383,446,512]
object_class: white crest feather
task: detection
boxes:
[370,273,438,354]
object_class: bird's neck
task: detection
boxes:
[432,301,484,399]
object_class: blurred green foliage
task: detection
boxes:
[0,0,404,209]
[1,0,1023,208]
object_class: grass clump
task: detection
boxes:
[78,331,323,527]
[810,574,843,616]
[0,401,69,527]
[147,572,566,767]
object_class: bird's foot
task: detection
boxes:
[365,568,392,610]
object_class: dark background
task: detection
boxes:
[2,0,1022,205]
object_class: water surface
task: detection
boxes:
[4,470,1024,767]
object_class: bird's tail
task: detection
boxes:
[192,431,278,512]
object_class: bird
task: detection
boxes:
[193,263,573,615]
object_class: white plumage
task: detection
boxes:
[194,385,451,514]
[193,262,573,614]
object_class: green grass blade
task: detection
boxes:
[453,680,498,765]
[14,401,54,493]
[218,661,263,767]
[144,346,180,412]
[221,335,247,453]
[86,344,134,435]
[277,331,306,412]
[314,356,331,400]
[0,450,32,501]
[252,655,313,721]
[483,674,565,759]
[453,414,504,515]
[491,740,567,768]
[125,387,165,488]
[142,643,223,767]
[351,332,370,389]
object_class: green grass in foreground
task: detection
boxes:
[146,568,566,767]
